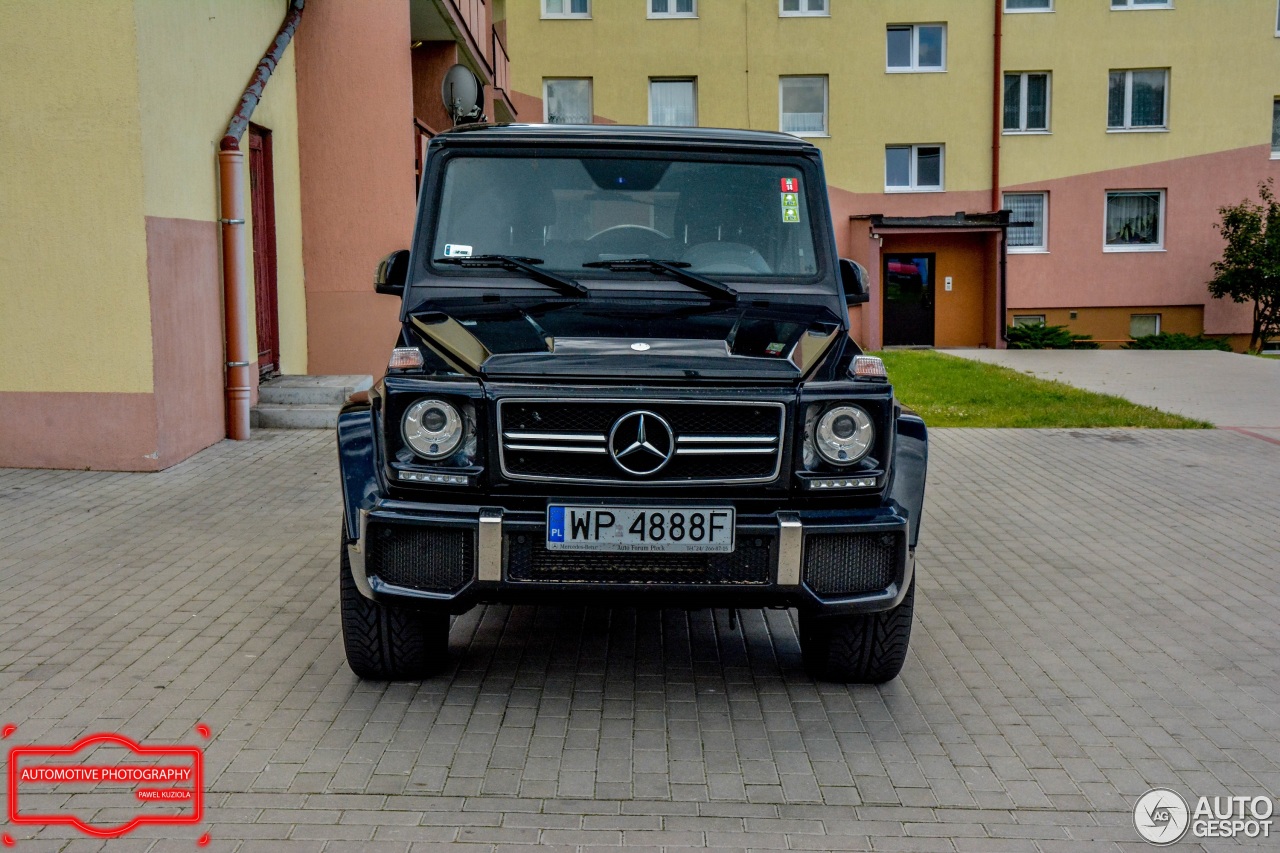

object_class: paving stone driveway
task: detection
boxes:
[1,428,1277,851]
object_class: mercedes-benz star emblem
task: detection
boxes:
[608,411,675,476]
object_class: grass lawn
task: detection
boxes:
[875,350,1213,429]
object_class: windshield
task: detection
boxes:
[428,155,820,279]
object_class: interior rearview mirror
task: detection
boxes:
[839,258,870,305]
[375,249,411,296]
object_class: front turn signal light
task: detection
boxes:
[852,355,887,380]
[388,347,424,370]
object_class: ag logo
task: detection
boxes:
[1134,788,1190,845]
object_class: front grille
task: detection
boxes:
[802,532,901,597]
[505,532,774,585]
[498,399,785,485]
[366,522,474,592]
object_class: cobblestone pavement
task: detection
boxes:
[1,428,1277,851]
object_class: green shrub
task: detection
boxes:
[1005,323,1099,350]
[1123,332,1233,351]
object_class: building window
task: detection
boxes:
[1272,99,1280,157]
[649,79,697,126]
[1111,0,1172,8]
[1013,315,1047,327]
[1006,0,1052,10]
[1004,193,1048,251]
[650,0,695,17]
[1105,190,1165,250]
[542,0,590,18]
[1130,314,1161,338]
[780,0,828,16]
[1108,69,1168,129]
[1004,73,1050,132]
[886,145,944,192]
[887,24,946,72]
[544,79,592,123]
[779,76,827,136]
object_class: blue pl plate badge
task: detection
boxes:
[547,506,565,543]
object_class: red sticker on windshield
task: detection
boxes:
[780,178,798,193]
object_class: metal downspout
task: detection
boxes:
[217,0,305,440]
[992,0,1006,347]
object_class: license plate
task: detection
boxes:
[547,505,735,553]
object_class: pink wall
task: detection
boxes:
[1004,144,1280,334]
[296,0,417,378]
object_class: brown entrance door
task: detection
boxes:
[883,253,935,347]
[248,125,279,377]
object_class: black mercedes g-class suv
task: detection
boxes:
[337,124,927,683]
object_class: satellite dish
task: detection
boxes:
[441,64,484,125]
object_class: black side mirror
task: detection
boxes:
[839,258,870,305]
[375,249,411,296]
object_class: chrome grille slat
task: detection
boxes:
[498,398,785,485]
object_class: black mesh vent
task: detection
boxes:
[802,532,900,597]
[366,523,474,592]
[506,533,773,585]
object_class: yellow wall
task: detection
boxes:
[1001,1,1280,185]
[133,0,307,374]
[506,0,995,194]
[0,0,153,394]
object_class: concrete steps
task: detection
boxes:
[251,375,373,430]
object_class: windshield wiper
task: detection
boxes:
[434,255,588,298]
[583,258,739,303]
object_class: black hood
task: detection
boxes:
[405,299,849,383]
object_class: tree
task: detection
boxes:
[1208,180,1280,353]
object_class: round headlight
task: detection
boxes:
[814,405,874,465]
[402,399,463,460]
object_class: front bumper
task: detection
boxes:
[346,501,914,617]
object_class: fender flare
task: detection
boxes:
[337,404,380,543]
[890,412,928,548]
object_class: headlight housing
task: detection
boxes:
[809,405,874,466]
[401,398,467,461]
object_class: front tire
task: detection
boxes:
[800,579,915,684]
[340,542,450,680]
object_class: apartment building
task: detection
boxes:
[1,0,513,471]
[506,0,1280,350]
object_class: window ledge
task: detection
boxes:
[1110,4,1173,9]
[1008,248,1050,254]
[886,67,947,74]
[1003,130,1052,136]
[1004,8,1054,12]
[1271,151,1280,159]
[541,15,592,20]
[780,13,832,17]
[1103,245,1166,253]
[1106,127,1168,133]
[648,14,698,19]
[787,132,829,138]
[884,186,945,194]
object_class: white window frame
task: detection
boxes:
[1013,315,1047,327]
[1107,68,1169,132]
[1004,72,1051,134]
[649,0,696,19]
[778,76,828,137]
[542,78,593,124]
[885,144,945,193]
[648,78,697,126]
[1003,192,1049,253]
[1273,98,1280,158]
[1111,0,1173,8]
[1104,189,1166,252]
[886,24,947,73]
[1129,314,1162,338]
[779,0,829,17]
[541,0,591,19]
[1004,0,1052,12]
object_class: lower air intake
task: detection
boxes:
[366,523,474,592]
[802,531,901,597]
[506,534,773,585]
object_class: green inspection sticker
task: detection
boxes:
[782,206,800,223]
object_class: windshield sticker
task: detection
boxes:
[765,342,787,356]
[780,177,799,193]
[443,244,473,257]
[781,193,800,223]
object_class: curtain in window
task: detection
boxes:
[1106,192,1161,245]
[915,147,941,187]
[1007,0,1050,8]
[781,78,825,133]
[1003,75,1021,129]
[917,26,943,68]
[1130,71,1165,126]
[887,28,912,68]
[1107,72,1126,127]
[1025,74,1047,129]
[1005,194,1045,248]
[1272,100,1280,153]
[885,147,911,187]
[546,80,591,123]
[650,81,696,126]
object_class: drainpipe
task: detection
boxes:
[991,0,1002,213]
[218,0,305,439]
